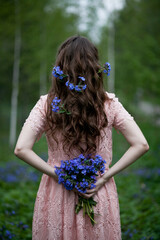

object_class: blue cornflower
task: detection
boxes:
[5,230,11,235]
[58,175,65,184]
[100,166,105,173]
[79,154,85,159]
[55,167,61,175]
[82,169,86,175]
[60,161,66,169]
[51,97,61,113]
[82,180,89,187]
[52,106,59,112]
[64,179,73,190]
[65,77,87,92]
[78,76,85,81]
[51,96,70,114]
[78,165,84,170]
[75,185,85,193]
[82,84,87,90]
[75,85,81,92]
[69,83,75,90]
[91,175,96,180]
[95,154,102,160]
[22,224,29,229]
[104,62,111,76]
[104,62,111,70]
[52,96,61,104]
[65,80,69,87]
[52,66,65,79]
[71,175,77,180]
[90,183,96,189]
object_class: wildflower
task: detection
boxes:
[75,85,81,92]
[82,84,87,90]
[90,183,96,189]
[22,224,29,230]
[98,62,111,76]
[64,179,74,190]
[71,175,77,180]
[51,97,71,114]
[65,80,69,87]
[78,76,85,81]
[68,83,75,90]
[103,62,111,76]
[55,154,106,225]
[52,66,67,80]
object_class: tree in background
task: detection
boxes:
[10,0,21,148]
[0,0,79,147]
[112,0,160,104]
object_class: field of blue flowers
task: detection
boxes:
[0,117,160,240]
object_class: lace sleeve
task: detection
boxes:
[111,96,134,131]
[22,95,48,142]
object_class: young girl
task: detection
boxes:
[14,36,149,240]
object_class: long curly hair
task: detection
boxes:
[46,35,108,155]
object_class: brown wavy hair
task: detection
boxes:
[46,35,108,156]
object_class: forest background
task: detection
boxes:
[0,0,160,239]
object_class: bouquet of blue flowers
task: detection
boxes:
[55,154,106,225]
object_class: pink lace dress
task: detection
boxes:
[22,92,134,240]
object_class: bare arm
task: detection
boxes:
[14,124,58,182]
[82,119,149,198]
[103,119,149,180]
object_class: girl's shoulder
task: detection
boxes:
[104,91,126,111]
[40,94,48,101]
[105,91,115,100]
[39,94,48,106]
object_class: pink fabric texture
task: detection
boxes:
[22,92,134,240]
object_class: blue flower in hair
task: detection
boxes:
[98,62,111,76]
[82,84,87,90]
[51,62,111,115]
[68,83,75,90]
[51,96,71,114]
[75,85,81,92]
[78,76,85,81]
[65,76,87,92]
[51,97,61,112]
[65,80,69,87]
[103,62,111,76]
[52,66,67,80]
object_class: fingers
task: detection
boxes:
[80,193,95,199]
[85,188,96,194]
[72,187,97,199]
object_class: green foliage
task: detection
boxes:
[114,0,160,104]
[99,0,160,105]
[0,180,39,239]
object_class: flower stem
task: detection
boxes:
[86,200,97,225]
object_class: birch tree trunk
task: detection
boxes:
[107,20,115,93]
[9,0,21,148]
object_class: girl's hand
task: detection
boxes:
[77,176,109,199]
